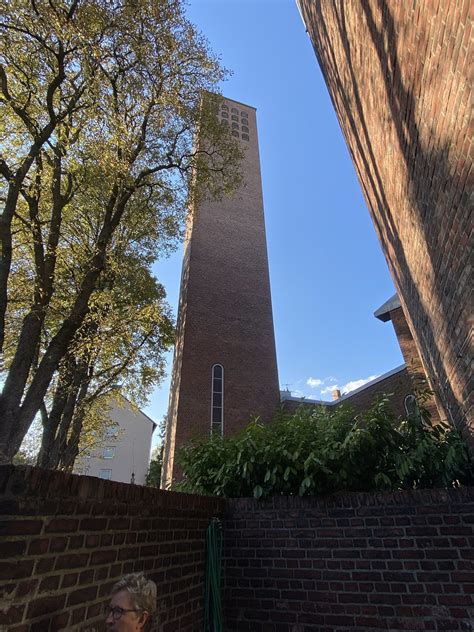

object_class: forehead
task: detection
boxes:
[110,589,134,609]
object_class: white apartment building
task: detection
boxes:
[74,397,156,485]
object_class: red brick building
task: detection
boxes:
[298,0,472,449]
[161,84,459,487]
[161,97,280,487]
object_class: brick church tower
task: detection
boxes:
[161,97,280,487]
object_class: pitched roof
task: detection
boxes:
[374,293,401,322]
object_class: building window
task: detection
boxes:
[105,427,118,440]
[231,107,238,113]
[232,130,239,137]
[241,134,249,141]
[221,104,228,110]
[232,122,239,129]
[211,364,224,434]
[231,115,238,122]
[241,112,248,119]
[404,394,418,416]
[221,111,228,118]
[99,469,112,480]
[102,446,115,459]
[241,125,249,133]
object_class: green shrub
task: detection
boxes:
[176,395,472,498]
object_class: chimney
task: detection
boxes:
[332,389,341,401]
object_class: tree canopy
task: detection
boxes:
[0,0,242,464]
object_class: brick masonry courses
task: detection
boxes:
[223,488,474,632]
[1,466,473,631]
[389,307,441,423]
[283,365,414,419]
[297,0,473,450]
[162,97,280,487]
[0,465,224,632]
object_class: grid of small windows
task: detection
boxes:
[219,106,250,141]
[211,364,224,434]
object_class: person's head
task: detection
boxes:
[105,573,157,632]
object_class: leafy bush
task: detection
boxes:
[177,396,472,498]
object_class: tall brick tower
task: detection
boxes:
[161,97,280,487]
[298,1,473,449]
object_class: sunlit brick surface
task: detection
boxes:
[162,97,280,486]
[298,0,472,449]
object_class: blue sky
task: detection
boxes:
[146,0,403,441]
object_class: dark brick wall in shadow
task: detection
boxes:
[298,0,472,450]
[223,488,474,631]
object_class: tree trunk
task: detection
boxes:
[0,191,128,463]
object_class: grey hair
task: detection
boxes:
[111,572,157,618]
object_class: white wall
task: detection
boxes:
[75,399,155,485]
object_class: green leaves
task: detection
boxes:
[177,395,473,498]
[1,0,243,463]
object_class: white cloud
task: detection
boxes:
[341,375,379,394]
[319,375,380,397]
[306,377,323,388]
[321,384,340,395]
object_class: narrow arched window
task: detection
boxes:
[404,394,417,416]
[211,364,224,435]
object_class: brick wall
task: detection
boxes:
[162,96,280,487]
[2,466,473,632]
[389,307,441,423]
[0,466,224,632]
[298,1,472,449]
[283,366,413,418]
[223,488,474,631]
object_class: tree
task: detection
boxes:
[36,254,174,470]
[146,444,164,488]
[0,0,242,463]
[177,396,473,498]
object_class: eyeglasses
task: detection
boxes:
[105,606,142,620]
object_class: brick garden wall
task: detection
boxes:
[223,489,474,632]
[1,466,473,632]
[0,466,224,632]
